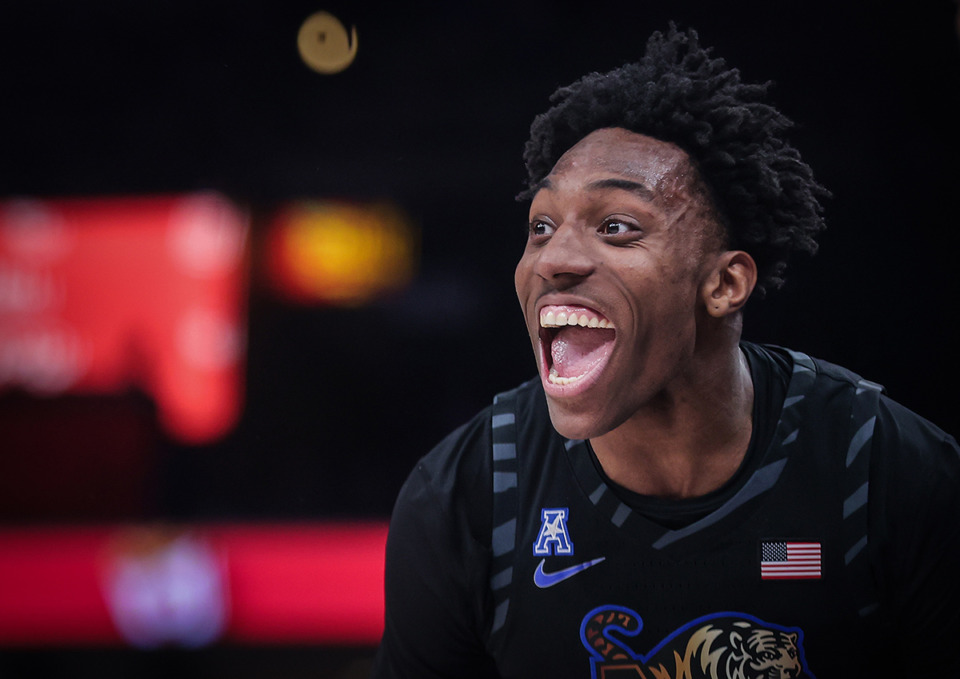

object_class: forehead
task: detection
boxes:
[544,128,694,200]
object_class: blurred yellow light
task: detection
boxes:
[297,12,358,74]
[267,201,418,306]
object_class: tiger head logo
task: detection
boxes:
[581,606,814,679]
[717,622,802,679]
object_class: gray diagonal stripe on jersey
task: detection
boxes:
[492,519,516,557]
[489,386,523,643]
[843,482,869,518]
[611,503,631,528]
[845,535,868,566]
[842,372,883,622]
[493,471,517,493]
[493,442,516,461]
[589,484,606,505]
[490,567,513,591]
[783,395,805,409]
[846,417,876,467]
[782,429,799,446]
[652,458,788,549]
[565,438,583,451]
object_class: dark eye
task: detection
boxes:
[529,219,555,237]
[599,218,640,239]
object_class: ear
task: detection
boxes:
[701,250,758,317]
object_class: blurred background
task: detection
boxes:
[1,1,958,676]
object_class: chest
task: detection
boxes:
[487,382,884,678]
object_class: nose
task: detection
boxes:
[532,225,595,285]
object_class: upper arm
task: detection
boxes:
[372,424,497,679]
[871,402,960,670]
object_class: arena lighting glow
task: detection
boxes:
[0,522,388,646]
[297,11,358,74]
[265,200,418,306]
[0,193,249,444]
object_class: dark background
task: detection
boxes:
[1,0,958,675]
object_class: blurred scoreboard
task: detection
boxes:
[0,193,249,444]
[0,522,387,647]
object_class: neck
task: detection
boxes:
[590,338,754,499]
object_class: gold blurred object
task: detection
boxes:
[297,11,358,74]
[267,200,419,306]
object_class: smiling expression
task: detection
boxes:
[514,127,726,440]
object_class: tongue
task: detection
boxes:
[550,326,614,378]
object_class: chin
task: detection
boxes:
[544,398,612,441]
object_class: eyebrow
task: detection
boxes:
[531,177,553,193]
[533,176,655,201]
[584,177,654,200]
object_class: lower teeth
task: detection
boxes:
[548,368,581,386]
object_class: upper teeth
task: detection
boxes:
[540,310,613,329]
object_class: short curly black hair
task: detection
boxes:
[521,24,828,297]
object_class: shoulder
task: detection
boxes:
[407,407,493,506]
[761,342,958,480]
[875,394,957,456]
[799,345,957,465]
[392,404,493,553]
[746,341,875,397]
[761,342,879,392]
[871,394,960,508]
[868,391,960,549]
[783,346,959,543]
[411,377,547,483]
[391,377,545,548]
[376,382,546,679]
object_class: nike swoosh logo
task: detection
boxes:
[533,557,606,588]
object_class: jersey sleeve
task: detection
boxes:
[871,398,960,672]
[371,417,498,679]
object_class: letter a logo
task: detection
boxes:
[533,507,574,556]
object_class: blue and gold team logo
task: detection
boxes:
[580,605,814,679]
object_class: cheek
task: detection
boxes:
[655,249,707,317]
[633,270,702,349]
[514,252,534,299]
[662,243,702,284]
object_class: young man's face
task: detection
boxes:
[514,127,724,440]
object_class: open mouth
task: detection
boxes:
[538,305,615,391]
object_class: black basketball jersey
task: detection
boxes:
[373,344,960,678]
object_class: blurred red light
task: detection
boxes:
[0,193,249,444]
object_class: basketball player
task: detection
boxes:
[372,25,960,678]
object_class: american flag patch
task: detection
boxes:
[760,541,821,580]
